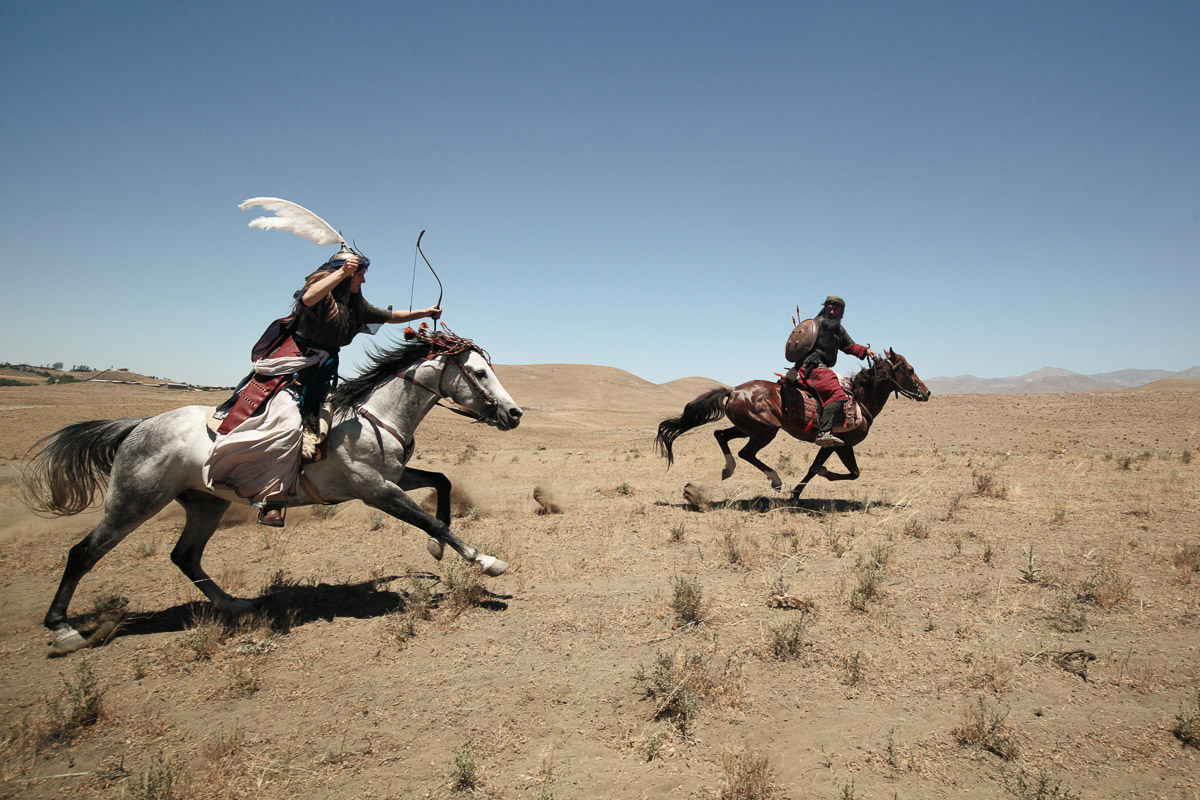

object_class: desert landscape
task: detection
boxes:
[1,362,1198,800]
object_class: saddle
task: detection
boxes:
[778,370,863,433]
[206,401,332,464]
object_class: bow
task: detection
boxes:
[415,229,444,332]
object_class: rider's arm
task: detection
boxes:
[300,264,355,307]
[387,305,442,324]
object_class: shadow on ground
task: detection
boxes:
[62,573,511,649]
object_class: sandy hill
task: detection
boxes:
[494,363,726,412]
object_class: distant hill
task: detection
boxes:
[926,365,1200,395]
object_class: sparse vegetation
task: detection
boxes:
[670,575,705,627]
[637,649,744,735]
[954,696,1019,759]
[450,738,480,791]
[1172,691,1200,749]
[719,749,779,800]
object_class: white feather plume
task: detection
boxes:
[239,197,345,247]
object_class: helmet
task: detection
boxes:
[823,295,846,308]
[324,244,370,271]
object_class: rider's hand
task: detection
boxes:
[866,348,879,360]
[429,305,442,321]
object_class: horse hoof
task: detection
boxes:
[48,626,87,657]
[227,599,256,619]
[476,555,509,577]
[427,537,445,561]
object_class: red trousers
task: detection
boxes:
[804,367,848,406]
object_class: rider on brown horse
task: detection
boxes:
[787,295,878,447]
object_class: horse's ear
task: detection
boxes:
[887,347,896,358]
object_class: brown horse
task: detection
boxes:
[655,349,930,498]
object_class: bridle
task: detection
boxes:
[869,355,927,401]
[396,350,501,423]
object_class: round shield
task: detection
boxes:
[785,318,820,363]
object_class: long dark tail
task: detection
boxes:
[655,388,731,466]
[21,418,144,516]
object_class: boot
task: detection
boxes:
[257,504,286,527]
[814,400,845,447]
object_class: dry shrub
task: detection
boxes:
[720,749,779,800]
[36,659,105,746]
[972,469,1009,499]
[670,575,706,628]
[637,649,745,734]
[954,696,1019,760]
[1173,543,1200,581]
[765,610,815,662]
[970,650,1014,693]
[1075,563,1133,609]
[1174,691,1200,749]
[440,560,489,616]
[1002,767,1082,800]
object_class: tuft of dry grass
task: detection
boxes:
[670,575,706,628]
[1074,563,1133,609]
[954,696,1019,760]
[1173,691,1200,749]
[637,649,745,735]
[973,469,1009,499]
[719,749,779,800]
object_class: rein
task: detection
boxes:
[867,357,925,401]
[396,351,499,422]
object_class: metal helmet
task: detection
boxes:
[823,295,846,308]
[324,244,370,271]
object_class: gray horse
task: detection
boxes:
[23,332,522,656]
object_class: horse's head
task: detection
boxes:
[438,348,524,431]
[878,349,931,402]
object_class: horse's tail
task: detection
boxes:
[21,418,144,516]
[655,388,731,467]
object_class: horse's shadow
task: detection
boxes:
[657,484,870,515]
[72,573,511,647]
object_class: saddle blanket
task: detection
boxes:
[778,370,863,433]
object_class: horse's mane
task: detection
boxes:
[850,357,889,396]
[331,339,434,412]
[330,326,489,413]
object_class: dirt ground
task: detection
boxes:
[1,367,1198,799]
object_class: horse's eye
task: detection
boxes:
[474,370,488,380]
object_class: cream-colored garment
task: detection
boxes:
[202,348,326,503]
[203,387,303,503]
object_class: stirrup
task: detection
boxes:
[257,505,286,527]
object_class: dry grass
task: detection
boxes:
[1,378,1198,800]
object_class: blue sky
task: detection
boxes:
[2,1,1197,388]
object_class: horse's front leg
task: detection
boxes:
[793,446,860,497]
[397,467,452,562]
[365,479,508,577]
[791,447,836,497]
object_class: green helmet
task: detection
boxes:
[823,295,846,308]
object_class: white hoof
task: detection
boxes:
[427,537,445,561]
[49,626,87,657]
[475,554,509,577]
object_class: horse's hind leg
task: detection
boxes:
[737,431,784,491]
[170,491,249,616]
[714,427,745,480]
[45,490,173,654]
